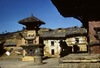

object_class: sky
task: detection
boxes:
[0,0,82,33]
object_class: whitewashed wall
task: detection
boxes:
[44,40,61,57]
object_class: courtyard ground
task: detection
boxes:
[0,55,60,68]
[0,54,100,68]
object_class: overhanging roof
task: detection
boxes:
[51,0,100,21]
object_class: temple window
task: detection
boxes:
[28,40,33,44]
[51,41,54,46]
[75,38,79,44]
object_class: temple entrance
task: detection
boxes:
[28,49,34,56]
[51,49,54,55]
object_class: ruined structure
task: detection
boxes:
[18,15,45,64]
[42,27,87,57]
[51,0,100,54]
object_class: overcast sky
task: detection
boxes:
[0,0,82,33]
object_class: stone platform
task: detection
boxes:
[60,53,100,63]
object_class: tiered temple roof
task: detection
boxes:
[18,15,45,26]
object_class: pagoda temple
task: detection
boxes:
[18,15,45,64]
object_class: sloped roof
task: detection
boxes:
[42,27,87,38]
[18,15,45,25]
[4,40,16,46]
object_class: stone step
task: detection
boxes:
[61,59,100,63]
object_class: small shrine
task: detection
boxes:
[18,15,45,64]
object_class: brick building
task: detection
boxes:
[88,21,100,54]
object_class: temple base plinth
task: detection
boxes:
[22,56,34,61]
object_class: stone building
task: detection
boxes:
[0,15,88,58]
[42,27,87,57]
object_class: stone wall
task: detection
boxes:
[66,36,87,52]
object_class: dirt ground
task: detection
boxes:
[0,56,60,68]
[0,54,100,68]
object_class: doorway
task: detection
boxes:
[51,49,54,55]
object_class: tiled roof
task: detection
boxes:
[18,15,45,25]
[4,41,16,46]
[42,27,87,38]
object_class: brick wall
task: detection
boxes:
[88,21,100,43]
[88,21,100,54]
[90,45,100,54]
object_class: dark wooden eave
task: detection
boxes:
[51,0,100,28]
[51,0,100,19]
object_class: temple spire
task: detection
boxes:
[31,13,33,17]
